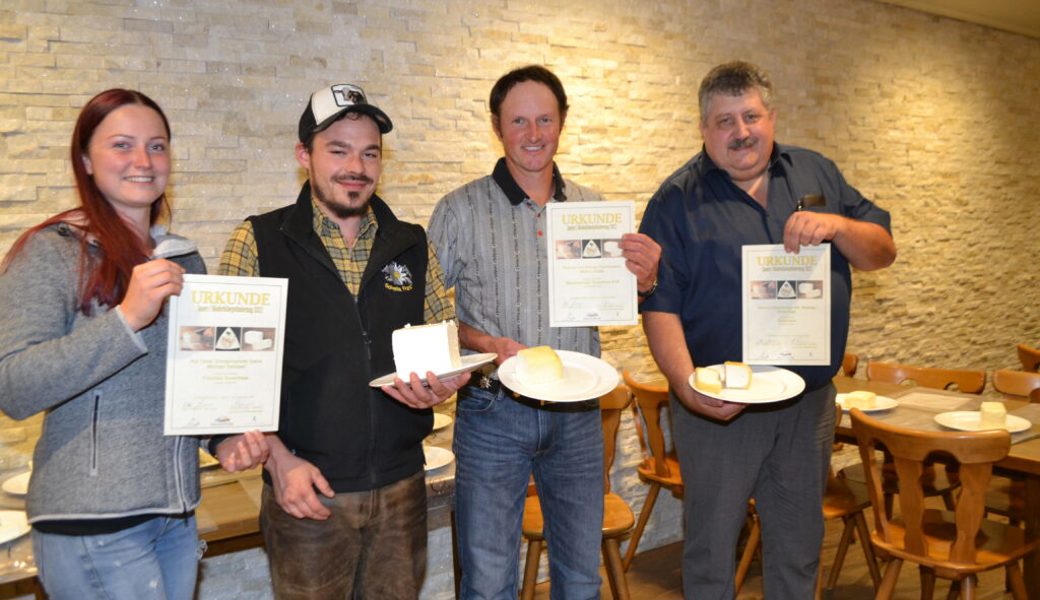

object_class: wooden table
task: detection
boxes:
[833,376,1040,596]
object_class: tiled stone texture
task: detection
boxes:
[1,0,1038,597]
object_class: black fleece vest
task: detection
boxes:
[250,186,431,492]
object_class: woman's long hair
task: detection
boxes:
[1,89,172,314]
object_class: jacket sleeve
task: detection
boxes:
[0,232,148,420]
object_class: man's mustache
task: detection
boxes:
[334,174,374,185]
[728,137,755,150]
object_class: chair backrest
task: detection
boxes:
[850,409,1010,565]
[622,369,674,479]
[866,361,986,394]
[1017,343,1040,372]
[600,383,632,495]
[842,352,859,377]
[991,368,1040,402]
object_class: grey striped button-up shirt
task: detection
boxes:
[429,159,601,362]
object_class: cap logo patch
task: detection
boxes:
[331,83,365,107]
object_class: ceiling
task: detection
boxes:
[875,0,1040,39]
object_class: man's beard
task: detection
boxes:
[314,178,372,219]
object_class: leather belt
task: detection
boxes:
[462,376,598,411]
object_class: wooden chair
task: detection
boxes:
[1017,343,1040,372]
[842,351,859,377]
[849,409,1038,599]
[520,384,635,600]
[841,362,979,518]
[620,370,681,571]
[737,404,882,596]
[992,368,1040,401]
[866,361,986,394]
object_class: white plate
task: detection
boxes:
[432,413,453,431]
[1,472,30,496]
[423,445,455,471]
[369,353,497,387]
[498,350,620,403]
[688,365,806,404]
[934,411,1032,433]
[836,394,899,413]
[0,510,30,544]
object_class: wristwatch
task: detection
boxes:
[637,279,658,298]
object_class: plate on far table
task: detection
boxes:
[498,350,619,403]
[934,411,1032,434]
[0,510,30,545]
[836,393,899,413]
[688,365,806,404]
[1,472,30,497]
[423,445,455,471]
[369,353,497,387]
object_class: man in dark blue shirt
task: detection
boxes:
[639,61,895,598]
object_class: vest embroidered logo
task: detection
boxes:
[382,261,414,292]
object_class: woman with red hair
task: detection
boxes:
[0,89,262,599]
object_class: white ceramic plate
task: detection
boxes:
[498,350,620,403]
[432,413,453,431]
[0,510,30,544]
[688,365,806,404]
[1,472,30,496]
[836,394,899,413]
[423,445,455,471]
[934,411,1032,433]
[369,353,497,387]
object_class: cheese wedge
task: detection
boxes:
[723,361,753,389]
[516,346,564,384]
[695,367,723,394]
[844,391,877,410]
[979,401,1007,430]
[392,321,462,380]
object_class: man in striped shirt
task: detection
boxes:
[429,65,660,599]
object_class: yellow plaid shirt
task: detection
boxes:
[219,198,454,324]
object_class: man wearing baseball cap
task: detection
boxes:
[217,83,468,598]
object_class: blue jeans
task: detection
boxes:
[453,386,604,600]
[32,515,202,600]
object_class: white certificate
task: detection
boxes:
[164,274,288,435]
[741,244,830,365]
[546,201,637,327]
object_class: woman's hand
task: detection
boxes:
[118,259,185,331]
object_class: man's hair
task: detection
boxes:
[698,61,774,123]
[489,65,569,125]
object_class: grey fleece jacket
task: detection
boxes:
[0,223,206,523]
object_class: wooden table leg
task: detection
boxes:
[1024,476,1040,597]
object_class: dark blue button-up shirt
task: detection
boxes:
[639,143,892,391]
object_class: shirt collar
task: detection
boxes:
[491,157,568,206]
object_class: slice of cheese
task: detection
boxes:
[844,390,877,409]
[979,401,1007,430]
[392,321,462,380]
[723,361,752,389]
[695,367,722,394]
[516,346,564,384]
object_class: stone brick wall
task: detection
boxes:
[1,0,1038,597]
